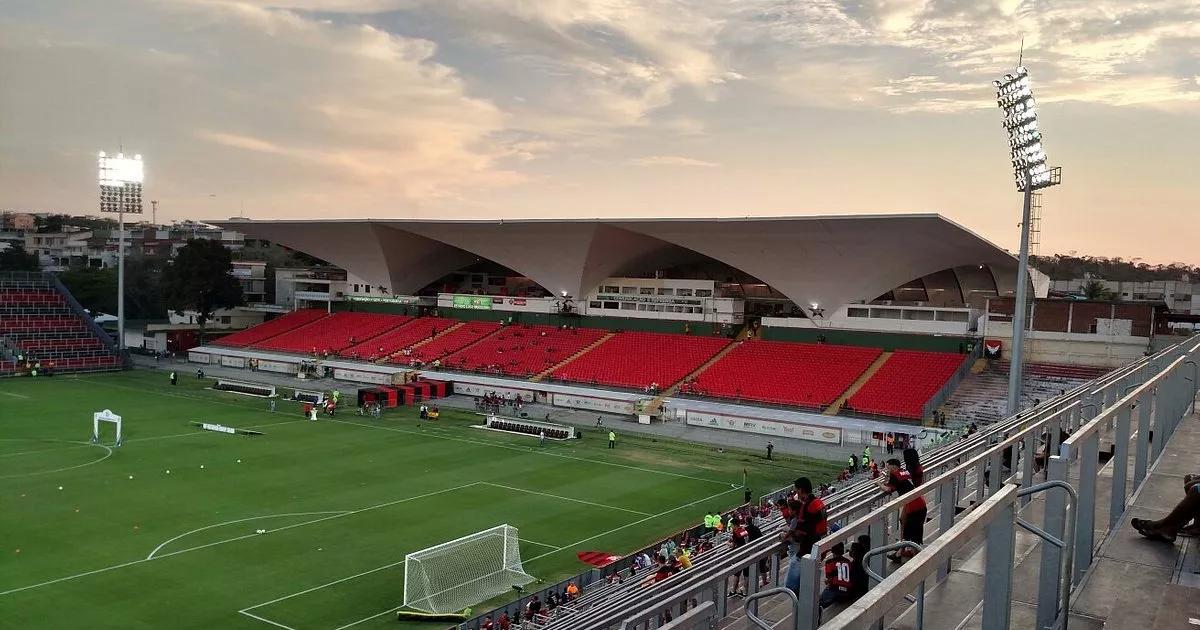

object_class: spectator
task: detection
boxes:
[880,458,926,562]
[566,582,579,599]
[848,539,870,599]
[726,515,749,596]
[1132,473,1200,542]
[819,543,853,608]
[783,477,828,594]
[902,448,924,486]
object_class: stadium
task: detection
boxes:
[4,206,1198,630]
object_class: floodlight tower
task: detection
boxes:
[993,67,1061,416]
[98,152,145,352]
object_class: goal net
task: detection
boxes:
[403,524,536,614]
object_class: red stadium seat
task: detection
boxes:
[339,316,455,360]
[687,341,882,410]
[212,309,328,347]
[391,321,503,366]
[845,350,965,419]
[440,325,606,377]
[251,312,410,354]
[551,331,730,390]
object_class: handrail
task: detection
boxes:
[1015,480,1077,630]
[862,541,925,628]
[744,587,798,630]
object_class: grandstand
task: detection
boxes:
[442,324,608,377]
[685,341,882,409]
[844,350,966,419]
[550,331,730,390]
[211,308,328,347]
[249,311,408,354]
[339,316,453,360]
[0,271,121,375]
[393,320,502,366]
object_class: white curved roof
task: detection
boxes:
[213,214,1019,311]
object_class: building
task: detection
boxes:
[1049,278,1198,314]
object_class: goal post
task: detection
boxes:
[402,524,536,614]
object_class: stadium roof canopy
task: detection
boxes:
[213,214,1020,312]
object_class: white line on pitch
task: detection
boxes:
[0,482,483,597]
[481,481,651,516]
[330,418,730,486]
[238,609,298,630]
[146,511,351,559]
[0,391,30,399]
[519,538,563,550]
[239,559,408,613]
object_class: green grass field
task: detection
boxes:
[0,370,839,629]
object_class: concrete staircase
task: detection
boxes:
[378,321,465,363]
[823,350,893,415]
[530,332,615,382]
[641,336,743,416]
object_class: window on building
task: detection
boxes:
[589,301,602,309]
[657,288,674,296]
[620,302,637,310]
[365,285,371,294]
[621,286,638,294]
[676,288,693,297]
[640,287,654,295]
[603,301,619,310]
[603,285,620,294]
[695,289,712,297]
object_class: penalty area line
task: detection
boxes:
[238,609,298,630]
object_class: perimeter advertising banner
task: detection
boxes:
[685,410,842,444]
[550,392,637,415]
[219,355,246,368]
[452,295,494,310]
[332,368,395,385]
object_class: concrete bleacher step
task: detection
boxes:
[380,321,465,362]
[824,350,893,415]
[530,332,615,382]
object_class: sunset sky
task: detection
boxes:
[1,1,1197,264]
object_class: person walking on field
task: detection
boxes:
[169,371,177,386]
[608,430,617,449]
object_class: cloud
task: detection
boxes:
[629,155,718,168]
[0,0,520,217]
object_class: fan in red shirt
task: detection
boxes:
[881,458,926,561]
[819,542,853,608]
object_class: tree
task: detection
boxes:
[58,267,117,314]
[1081,280,1115,301]
[161,239,244,333]
[0,244,40,271]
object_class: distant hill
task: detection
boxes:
[1032,255,1197,282]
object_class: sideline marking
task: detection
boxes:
[0,391,31,399]
[146,511,351,559]
[241,486,737,629]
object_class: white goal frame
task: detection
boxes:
[402,524,535,614]
[91,409,123,447]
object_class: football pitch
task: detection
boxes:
[0,370,839,629]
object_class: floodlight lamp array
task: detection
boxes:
[994,66,1055,191]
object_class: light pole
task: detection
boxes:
[98,152,144,352]
[993,67,1061,416]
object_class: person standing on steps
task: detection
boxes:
[608,430,616,449]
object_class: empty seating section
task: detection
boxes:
[393,321,502,366]
[443,325,607,376]
[212,309,328,347]
[552,332,730,389]
[846,350,964,419]
[0,274,120,373]
[340,317,454,360]
[688,341,881,409]
[251,312,408,354]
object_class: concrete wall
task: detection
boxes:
[983,320,1149,367]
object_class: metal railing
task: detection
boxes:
[558,336,1200,630]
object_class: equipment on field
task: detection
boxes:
[91,409,123,447]
[403,524,535,614]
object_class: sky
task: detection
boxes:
[0,0,1197,264]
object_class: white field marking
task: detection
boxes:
[70,376,286,414]
[519,538,563,550]
[0,391,30,399]
[0,482,484,598]
[123,418,306,444]
[316,486,740,630]
[146,511,351,559]
[240,609,298,630]
[0,443,112,480]
[0,439,96,459]
[330,418,731,487]
[481,481,651,516]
